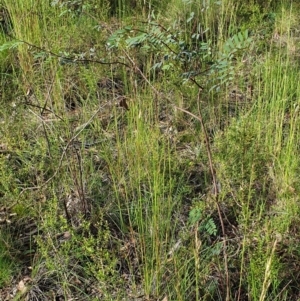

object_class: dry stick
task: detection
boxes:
[122,49,160,96]
[7,33,131,68]
[21,63,59,158]
[74,146,88,216]
[23,102,64,121]
[40,68,57,115]
[174,93,230,301]
[273,280,292,301]
[40,68,59,158]
[18,104,106,197]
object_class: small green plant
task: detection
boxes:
[0,233,15,287]
[106,20,213,84]
[188,207,217,237]
[107,18,252,92]
[34,204,119,299]
[0,39,22,51]
[0,0,299,300]
[0,255,13,286]
[209,29,252,91]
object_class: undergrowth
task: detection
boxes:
[0,0,300,300]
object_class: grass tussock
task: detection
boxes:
[0,0,300,300]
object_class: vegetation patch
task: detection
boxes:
[0,0,300,300]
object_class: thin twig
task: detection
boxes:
[174,91,230,301]
[18,104,106,196]
[7,33,131,68]
[74,146,88,216]
[122,50,161,96]
[22,102,64,121]
[39,68,58,158]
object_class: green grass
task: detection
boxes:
[0,0,299,300]
[0,241,14,287]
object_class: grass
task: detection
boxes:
[0,237,14,288]
[0,0,300,300]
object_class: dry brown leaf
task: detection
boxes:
[17,280,27,294]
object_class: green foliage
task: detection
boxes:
[188,207,217,236]
[0,0,299,300]
[51,0,104,16]
[209,30,252,91]
[0,40,22,52]
[35,203,119,297]
[0,240,15,287]
[107,20,252,91]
